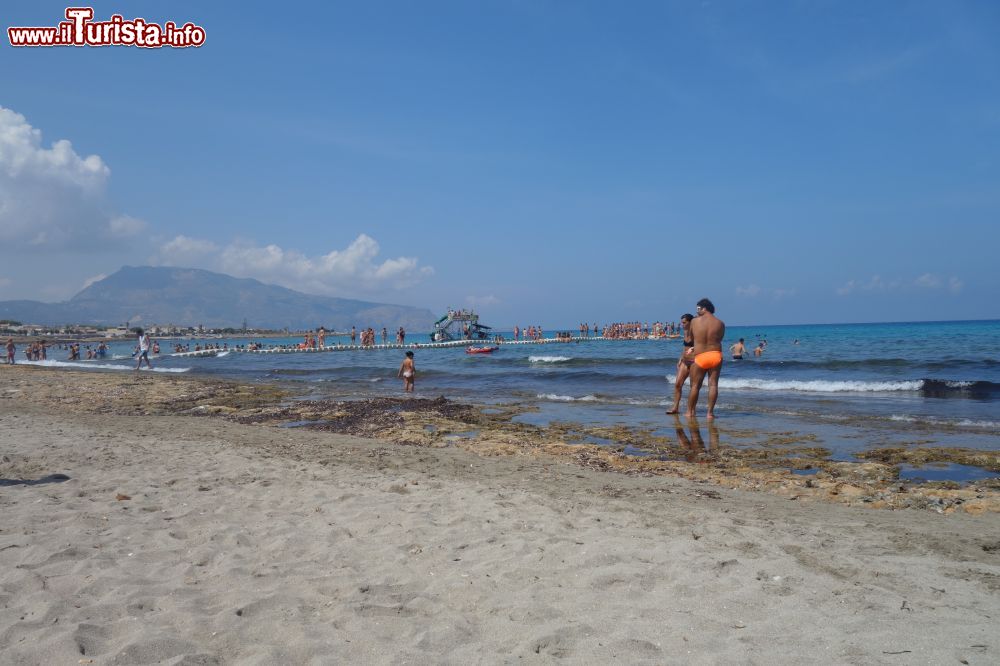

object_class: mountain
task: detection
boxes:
[0,266,437,331]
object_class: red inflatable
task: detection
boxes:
[465,346,499,355]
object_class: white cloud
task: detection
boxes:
[108,214,147,237]
[915,273,942,288]
[0,277,12,289]
[840,273,964,296]
[151,233,433,296]
[836,279,858,296]
[466,294,500,307]
[737,284,795,300]
[0,107,108,186]
[154,235,220,265]
[80,273,107,291]
[914,273,964,294]
[0,106,139,250]
[836,275,893,296]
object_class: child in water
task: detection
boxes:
[398,350,415,392]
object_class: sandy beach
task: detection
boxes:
[2,368,999,664]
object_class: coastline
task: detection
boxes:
[2,366,997,513]
[2,366,1000,662]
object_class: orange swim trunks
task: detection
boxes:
[694,350,723,370]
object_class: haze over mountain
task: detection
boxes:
[0,266,436,331]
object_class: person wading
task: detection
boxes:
[687,298,725,419]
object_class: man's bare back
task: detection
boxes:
[691,315,725,355]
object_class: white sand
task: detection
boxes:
[1,406,999,664]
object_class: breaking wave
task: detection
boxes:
[719,378,925,392]
[662,376,1000,396]
[18,360,190,373]
[535,393,600,402]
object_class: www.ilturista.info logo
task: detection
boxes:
[8,7,206,48]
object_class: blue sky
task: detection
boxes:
[1,0,998,326]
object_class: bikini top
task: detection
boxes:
[683,338,694,347]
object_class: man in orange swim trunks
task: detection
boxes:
[687,298,726,419]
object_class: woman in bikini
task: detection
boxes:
[398,350,415,392]
[666,313,695,415]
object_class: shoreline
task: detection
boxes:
[2,365,998,512]
[1,366,999,662]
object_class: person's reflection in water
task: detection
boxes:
[672,415,720,462]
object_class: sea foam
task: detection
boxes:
[665,376,925,393]
[720,378,924,392]
[536,393,599,402]
[529,356,572,363]
[19,359,190,373]
[890,414,999,429]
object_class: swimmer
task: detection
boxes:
[665,313,696,414]
[729,338,748,360]
[754,342,764,357]
[398,350,415,392]
[687,298,726,419]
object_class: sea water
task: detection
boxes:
[29,320,1000,480]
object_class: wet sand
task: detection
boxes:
[2,367,999,663]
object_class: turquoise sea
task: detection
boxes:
[21,319,1000,482]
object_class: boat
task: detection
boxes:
[465,345,499,355]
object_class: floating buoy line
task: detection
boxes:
[170,336,677,358]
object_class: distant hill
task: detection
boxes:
[0,266,436,331]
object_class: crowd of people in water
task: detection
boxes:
[288,326,411,350]
[507,322,687,341]
[6,339,48,362]
[4,339,133,363]
[174,342,227,353]
[589,321,685,339]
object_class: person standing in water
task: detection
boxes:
[687,298,725,419]
[666,313,695,415]
[729,338,748,360]
[135,328,153,371]
[398,350,415,392]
